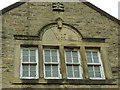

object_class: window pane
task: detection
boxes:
[89,72,94,77]
[45,56,50,62]
[30,65,36,77]
[95,71,101,77]
[72,51,78,57]
[45,71,51,77]
[23,56,29,62]
[74,66,79,71]
[30,50,36,56]
[86,57,92,63]
[67,65,73,77]
[45,50,50,56]
[51,50,57,56]
[52,65,58,71]
[92,52,97,56]
[86,51,91,56]
[93,57,99,63]
[30,65,36,71]
[30,56,36,62]
[45,65,51,71]
[23,50,29,56]
[67,71,73,77]
[52,56,58,62]
[88,66,93,71]
[66,57,72,63]
[23,71,29,77]
[52,65,58,77]
[73,65,80,77]
[52,71,58,77]
[73,57,78,63]
[23,64,29,71]
[22,65,29,77]
[67,65,72,71]
[45,65,51,77]
[94,66,100,71]
[66,51,71,57]
[30,71,36,77]
[74,71,80,77]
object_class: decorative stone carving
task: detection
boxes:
[56,18,63,29]
[52,2,64,12]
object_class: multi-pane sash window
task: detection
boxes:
[43,49,61,79]
[20,48,38,79]
[86,50,105,79]
[65,50,82,79]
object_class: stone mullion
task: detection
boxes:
[59,45,67,79]
[80,46,89,79]
[38,45,44,79]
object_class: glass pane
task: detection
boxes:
[67,71,73,77]
[66,57,72,63]
[73,57,78,63]
[74,71,80,77]
[52,65,58,71]
[88,66,93,71]
[51,50,57,56]
[52,56,58,62]
[72,51,78,57]
[74,66,79,71]
[94,66,100,71]
[30,50,36,56]
[74,66,80,77]
[45,56,50,62]
[30,71,36,77]
[52,71,58,77]
[45,65,51,71]
[23,50,29,56]
[86,57,92,63]
[89,72,94,77]
[30,65,36,71]
[66,51,71,57]
[23,71,29,77]
[23,56,29,62]
[23,65,29,71]
[30,56,36,62]
[45,50,50,56]
[93,57,99,63]
[95,72,101,77]
[45,71,51,77]
[86,51,91,56]
[92,52,97,56]
[67,65,73,77]
[67,65,72,71]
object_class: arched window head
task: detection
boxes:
[40,24,83,41]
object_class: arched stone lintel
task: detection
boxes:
[38,23,83,41]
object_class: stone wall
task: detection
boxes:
[1,2,119,89]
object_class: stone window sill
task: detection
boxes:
[11,78,115,85]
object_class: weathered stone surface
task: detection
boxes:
[1,2,119,89]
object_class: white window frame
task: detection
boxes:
[86,49,105,80]
[43,49,61,79]
[64,50,83,79]
[20,48,39,79]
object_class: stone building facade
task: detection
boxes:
[0,1,120,90]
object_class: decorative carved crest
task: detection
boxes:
[56,18,63,29]
[52,2,64,12]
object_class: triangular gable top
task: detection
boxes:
[0,1,120,25]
